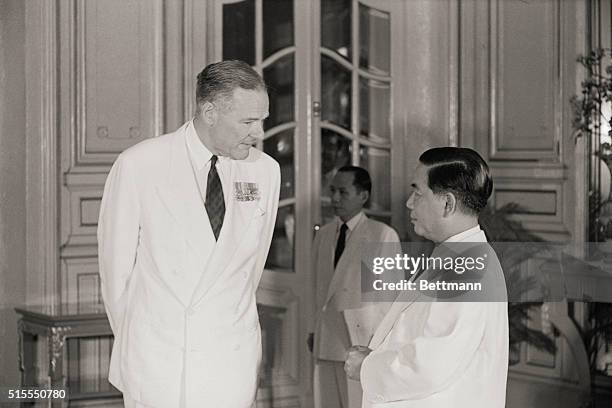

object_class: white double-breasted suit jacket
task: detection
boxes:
[360,226,509,408]
[97,121,280,407]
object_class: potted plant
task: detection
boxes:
[571,48,612,244]
[571,49,612,402]
[479,203,557,364]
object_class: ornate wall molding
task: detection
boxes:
[25,0,60,309]
[489,0,562,161]
[70,0,164,168]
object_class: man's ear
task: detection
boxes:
[443,192,457,217]
[200,101,217,126]
[360,190,370,206]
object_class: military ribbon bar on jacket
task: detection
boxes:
[234,181,260,202]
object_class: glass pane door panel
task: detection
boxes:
[263,55,295,129]
[321,56,352,129]
[359,78,390,143]
[264,129,295,200]
[265,205,295,271]
[359,146,390,212]
[263,0,294,58]
[321,129,352,197]
[321,0,352,59]
[321,129,352,224]
[220,0,298,272]
[359,3,390,75]
[222,0,255,64]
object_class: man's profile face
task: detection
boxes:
[209,88,269,160]
[330,171,368,222]
[406,163,446,242]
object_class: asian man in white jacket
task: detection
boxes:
[345,147,508,408]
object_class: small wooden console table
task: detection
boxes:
[15,304,121,407]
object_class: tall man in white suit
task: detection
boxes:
[98,61,280,408]
[310,166,400,408]
[345,147,508,408]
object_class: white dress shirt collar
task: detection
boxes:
[184,120,230,206]
[337,211,365,232]
[443,224,483,243]
[185,120,229,170]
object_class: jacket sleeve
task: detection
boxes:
[97,154,141,336]
[253,159,281,285]
[360,301,487,402]
[344,225,402,345]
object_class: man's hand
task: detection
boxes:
[344,345,372,381]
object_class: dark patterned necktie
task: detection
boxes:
[334,223,348,268]
[205,155,225,240]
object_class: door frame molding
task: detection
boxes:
[25,0,60,310]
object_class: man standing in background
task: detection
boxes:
[310,166,401,408]
[98,60,280,408]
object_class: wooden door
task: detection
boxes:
[209,1,315,406]
[313,0,405,232]
[210,1,406,406]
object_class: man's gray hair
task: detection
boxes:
[195,60,266,113]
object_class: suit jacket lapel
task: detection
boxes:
[324,216,368,306]
[369,279,423,349]
[155,126,210,253]
[317,226,337,308]
[369,257,448,349]
[368,264,449,349]
[189,160,260,308]
[369,231,489,349]
[154,132,260,307]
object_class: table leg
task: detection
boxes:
[48,326,71,408]
[18,319,25,384]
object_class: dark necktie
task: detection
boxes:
[334,223,348,268]
[205,155,225,240]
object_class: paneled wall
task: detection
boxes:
[461,0,582,243]
[27,0,208,309]
[58,0,164,302]
[460,1,589,407]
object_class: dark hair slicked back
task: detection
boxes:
[419,147,493,215]
[195,60,266,111]
[338,165,372,195]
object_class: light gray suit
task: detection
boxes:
[313,213,400,408]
